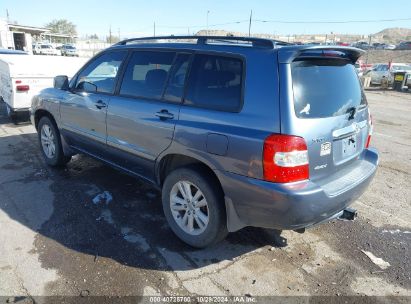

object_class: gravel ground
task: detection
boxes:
[0,90,410,303]
[359,50,411,64]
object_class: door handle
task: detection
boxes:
[155,110,174,120]
[95,100,107,109]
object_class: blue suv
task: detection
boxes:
[31,36,378,248]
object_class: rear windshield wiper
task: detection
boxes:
[346,107,356,120]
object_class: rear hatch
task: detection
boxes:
[279,47,371,183]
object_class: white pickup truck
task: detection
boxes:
[0,55,88,122]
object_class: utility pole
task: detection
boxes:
[153,21,156,37]
[366,34,372,65]
[109,26,112,44]
[206,10,210,35]
[248,10,253,37]
[6,9,10,23]
[118,28,120,41]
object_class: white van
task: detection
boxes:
[0,55,88,121]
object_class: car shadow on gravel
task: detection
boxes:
[0,128,286,273]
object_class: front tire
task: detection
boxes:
[37,116,71,166]
[162,167,228,248]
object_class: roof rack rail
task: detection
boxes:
[114,35,291,49]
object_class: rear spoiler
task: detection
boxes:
[278,46,365,64]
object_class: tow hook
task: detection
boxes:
[338,207,357,221]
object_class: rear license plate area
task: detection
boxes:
[342,135,358,157]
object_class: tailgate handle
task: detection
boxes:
[333,121,367,140]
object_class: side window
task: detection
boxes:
[185,54,243,112]
[75,51,127,94]
[163,53,191,103]
[119,51,175,99]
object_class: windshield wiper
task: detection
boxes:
[346,107,356,120]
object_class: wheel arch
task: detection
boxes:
[156,153,224,195]
[34,109,73,157]
[34,109,56,130]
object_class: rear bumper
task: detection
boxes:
[12,107,30,113]
[217,148,379,232]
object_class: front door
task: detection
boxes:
[60,50,128,156]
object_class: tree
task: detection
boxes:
[89,34,99,40]
[106,35,120,43]
[45,19,77,36]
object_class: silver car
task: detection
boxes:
[365,63,411,85]
[61,44,79,57]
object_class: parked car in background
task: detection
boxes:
[383,44,396,50]
[364,63,411,85]
[396,41,411,50]
[30,36,378,248]
[354,62,364,77]
[32,43,40,55]
[353,41,370,50]
[60,44,79,56]
[372,42,384,49]
[371,43,395,50]
[36,44,60,56]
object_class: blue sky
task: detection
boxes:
[1,0,410,38]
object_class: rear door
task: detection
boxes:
[105,51,190,180]
[281,53,370,182]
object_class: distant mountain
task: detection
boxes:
[373,28,411,42]
[194,28,411,44]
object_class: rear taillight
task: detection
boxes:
[16,85,30,92]
[365,113,373,148]
[263,134,309,183]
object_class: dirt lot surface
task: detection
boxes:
[360,50,411,64]
[0,91,410,303]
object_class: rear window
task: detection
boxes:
[291,59,366,118]
[185,54,243,112]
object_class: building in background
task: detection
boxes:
[0,19,77,53]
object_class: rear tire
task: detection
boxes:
[162,167,228,248]
[37,116,71,166]
[5,105,18,124]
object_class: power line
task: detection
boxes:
[117,16,411,37]
[147,16,411,30]
[155,20,249,29]
[253,17,411,24]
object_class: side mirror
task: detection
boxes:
[80,81,98,93]
[54,75,69,90]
